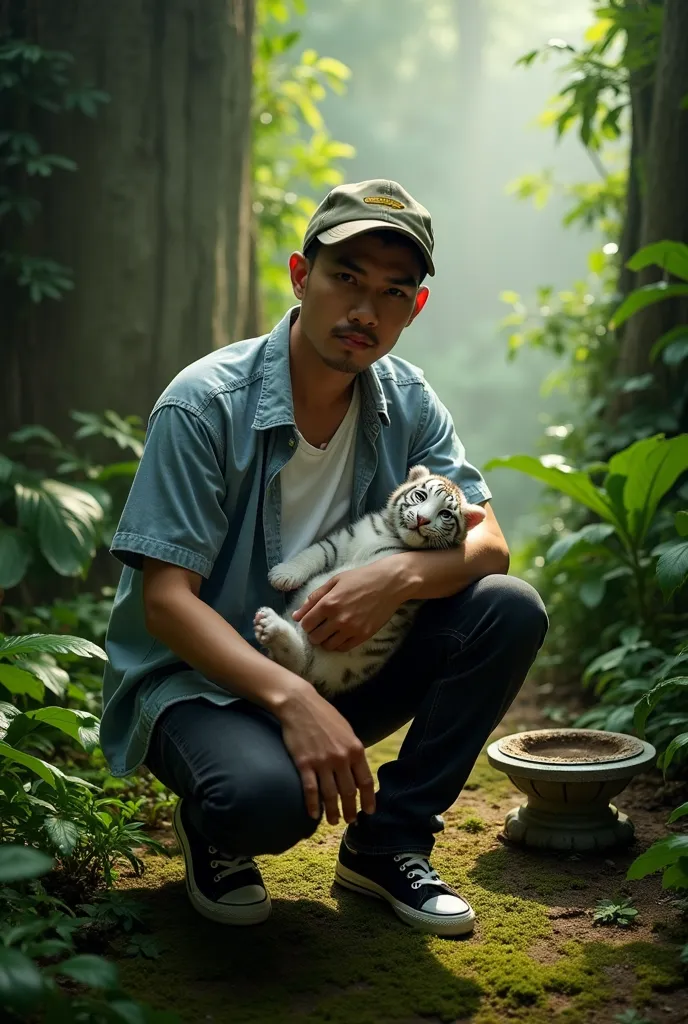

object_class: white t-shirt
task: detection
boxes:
[280,381,360,562]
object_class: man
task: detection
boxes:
[101,179,547,938]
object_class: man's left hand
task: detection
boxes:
[292,562,406,652]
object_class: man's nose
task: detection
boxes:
[349,301,378,328]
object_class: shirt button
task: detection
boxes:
[288,437,295,447]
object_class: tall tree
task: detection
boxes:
[616,0,688,413]
[1,0,257,441]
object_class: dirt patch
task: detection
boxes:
[118,676,687,1024]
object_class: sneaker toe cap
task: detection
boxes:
[219,884,267,907]
[421,892,472,916]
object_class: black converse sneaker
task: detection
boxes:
[335,836,475,937]
[173,800,271,925]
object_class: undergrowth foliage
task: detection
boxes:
[496,0,688,910]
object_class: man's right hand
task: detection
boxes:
[276,683,376,826]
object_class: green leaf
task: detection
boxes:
[609,282,688,329]
[49,953,119,989]
[15,478,104,576]
[626,240,688,281]
[15,657,69,699]
[668,801,688,824]
[661,732,688,773]
[0,699,21,737]
[607,434,688,546]
[0,947,44,1012]
[0,844,53,882]
[0,527,32,588]
[661,859,688,890]
[676,511,688,537]
[633,676,688,736]
[0,632,106,660]
[656,539,688,599]
[0,664,44,700]
[579,578,605,608]
[627,834,688,879]
[0,740,63,787]
[650,325,688,363]
[43,815,80,855]
[8,424,62,447]
[484,454,612,520]
[25,706,100,751]
[546,522,616,563]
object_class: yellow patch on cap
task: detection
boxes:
[363,196,405,210]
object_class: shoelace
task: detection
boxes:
[208,845,255,884]
[394,853,446,891]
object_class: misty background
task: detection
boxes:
[296,0,600,545]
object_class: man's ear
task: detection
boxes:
[289,252,310,300]
[408,286,430,325]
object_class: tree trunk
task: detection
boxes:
[1,0,257,442]
[615,0,688,400]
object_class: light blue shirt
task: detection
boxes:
[100,308,491,776]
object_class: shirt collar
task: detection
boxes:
[252,306,390,430]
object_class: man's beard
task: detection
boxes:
[319,353,364,375]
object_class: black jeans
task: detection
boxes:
[145,574,548,857]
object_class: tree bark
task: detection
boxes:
[615,0,688,397]
[1,0,257,442]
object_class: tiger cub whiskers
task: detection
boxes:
[253,465,486,697]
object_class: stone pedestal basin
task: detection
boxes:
[486,728,656,852]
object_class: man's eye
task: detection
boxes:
[387,288,407,298]
[337,273,355,284]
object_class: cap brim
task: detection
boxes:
[316,220,435,277]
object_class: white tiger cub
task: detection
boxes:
[253,465,486,697]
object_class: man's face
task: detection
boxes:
[289,232,430,375]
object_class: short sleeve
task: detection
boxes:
[110,403,228,577]
[409,382,492,505]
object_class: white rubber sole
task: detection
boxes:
[173,802,271,926]
[334,861,475,937]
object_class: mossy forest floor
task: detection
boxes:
[114,680,688,1024]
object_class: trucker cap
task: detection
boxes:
[302,179,435,277]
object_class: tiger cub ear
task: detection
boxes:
[464,504,487,530]
[407,464,431,483]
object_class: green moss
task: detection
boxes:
[113,739,686,1024]
[459,815,486,833]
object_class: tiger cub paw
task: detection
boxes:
[268,562,304,591]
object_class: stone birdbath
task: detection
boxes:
[486,728,657,852]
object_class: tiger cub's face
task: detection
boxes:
[387,465,486,550]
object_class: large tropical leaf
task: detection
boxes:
[650,325,688,364]
[0,741,64,787]
[626,240,688,281]
[626,833,688,879]
[0,664,44,701]
[607,434,688,546]
[0,633,106,660]
[43,815,80,855]
[14,655,69,698]
[0,844,53,883]
[15,478,104,576]
[483,454,612,520]
[0,948,45,1013]
[610,282,688,329]
[656,539,688,599]
[545,522,616,563]
[0,526,32,589]
[24,706,100,752]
